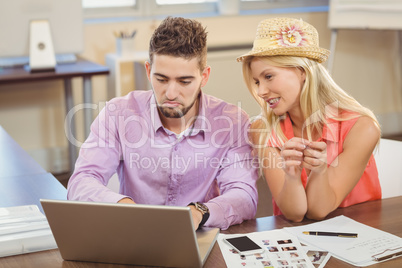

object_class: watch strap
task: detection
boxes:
[189,202,210,227]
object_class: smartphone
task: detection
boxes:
[224,236,265,255]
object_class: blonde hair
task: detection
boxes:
[242,56,380,157]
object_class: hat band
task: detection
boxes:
[253,38,277,52]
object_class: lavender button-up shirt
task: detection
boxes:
[67,90,258,230]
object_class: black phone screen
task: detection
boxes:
[226,236,262,252]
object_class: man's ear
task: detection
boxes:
[145,61,152,81]
[201,66,211,88]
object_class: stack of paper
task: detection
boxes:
[0,205,57,257]
[284,215,402,267]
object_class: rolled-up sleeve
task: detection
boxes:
[204,119,259,230]
[67,103,129,203]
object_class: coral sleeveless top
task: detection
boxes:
[269,113,382,216]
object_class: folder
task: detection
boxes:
[284,215,402,267]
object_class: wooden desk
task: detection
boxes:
[0,197,401,267]
[0,60,109,171]
[207,197,402,268]
[1,127,399,267]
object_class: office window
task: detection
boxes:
[82,0,136,9]
[83,0,327,19]
[156,0,216,4]
[241,0,328,10]
[82,0,216,10]
[151,0,217,15]
[83,0,216,18]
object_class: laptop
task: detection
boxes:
[40,199,219,268]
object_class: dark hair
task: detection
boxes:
[149,16,207,71]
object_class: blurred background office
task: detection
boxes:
[0,0,401,191]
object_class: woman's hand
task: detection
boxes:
[302,141,327,174]
[281,137,308,178]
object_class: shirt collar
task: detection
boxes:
[190,91,207,136]
[150,96,164,133]
[282,114,294,139]
[282,114,339,142]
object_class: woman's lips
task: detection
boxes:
[267,97,280,109]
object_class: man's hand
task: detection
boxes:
[189,205,203,230]
[118,197,136,204]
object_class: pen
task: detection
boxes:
[303,231,358,238]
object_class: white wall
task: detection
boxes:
[0,11,401,173]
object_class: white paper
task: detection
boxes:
[302,245,331,268]
[284,215,402,267]
[218,229,315,268]
[0,205,57,257]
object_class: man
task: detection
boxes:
[67,17,258,230]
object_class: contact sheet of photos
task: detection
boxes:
[218,230,330,268]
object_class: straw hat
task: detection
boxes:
[237,17,330,63]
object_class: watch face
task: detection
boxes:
[195,202,209,214]
[191,202,210,228]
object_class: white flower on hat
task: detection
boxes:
[276,22,307,48]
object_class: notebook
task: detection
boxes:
[40,199,219,268]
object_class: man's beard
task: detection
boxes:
[157,89,201,119]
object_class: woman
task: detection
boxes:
[237,17,381,222]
